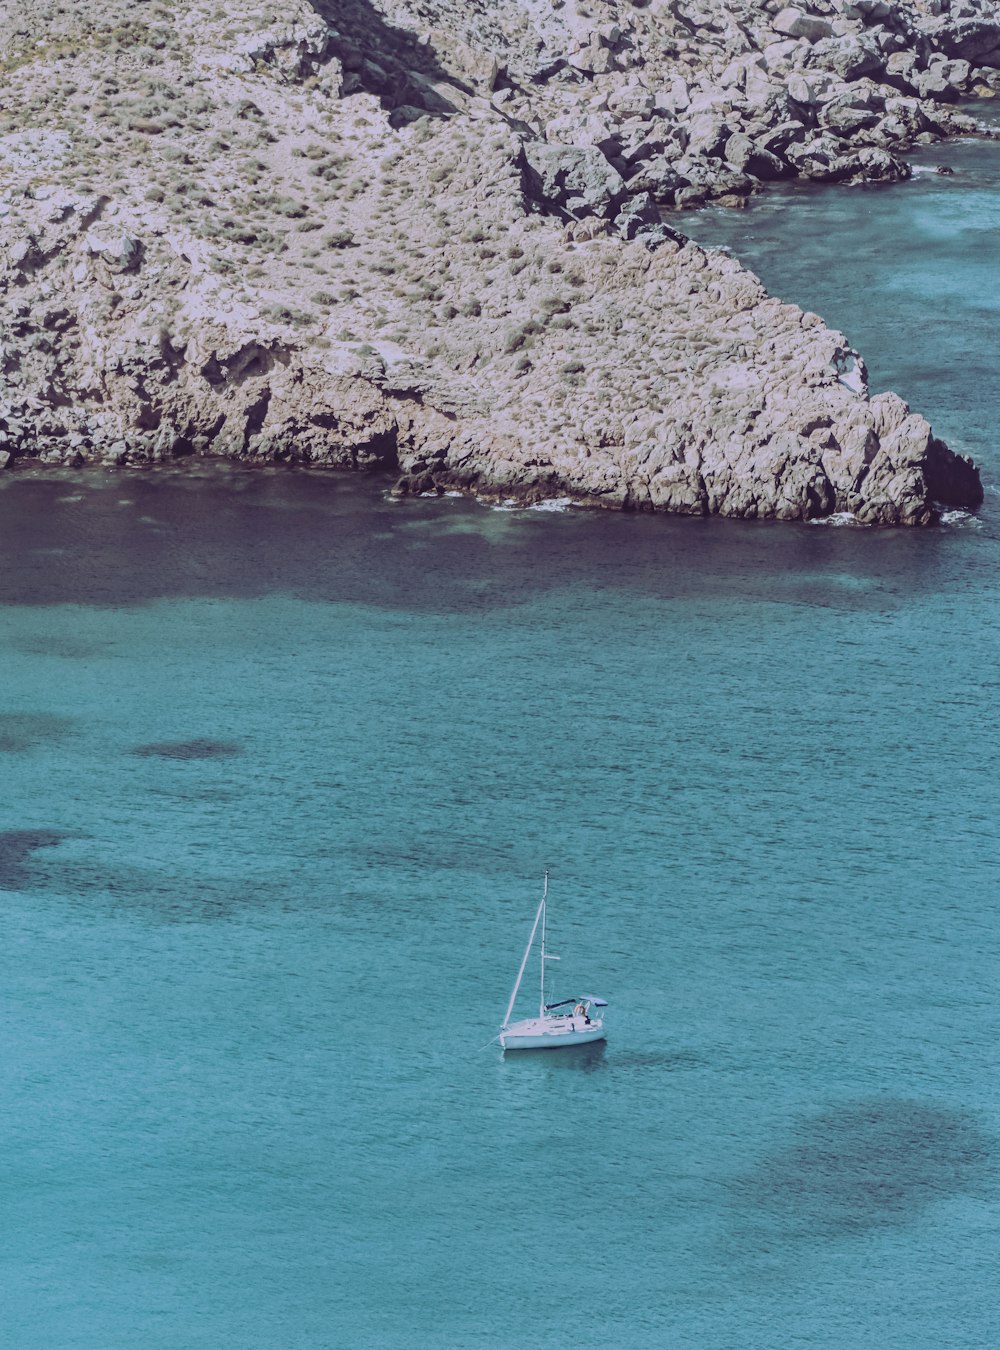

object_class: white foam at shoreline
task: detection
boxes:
[488,496,581,513]
[939,509,983,528]
[809,512,859,527]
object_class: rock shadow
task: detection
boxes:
[0,469,954,612]
[132,738,243,760]
[308,0,477,112]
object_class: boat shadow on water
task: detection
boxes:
[501,1039,608,1073]
[497,1045,703,1074]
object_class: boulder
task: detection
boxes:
[686,112,731,156]
[926,18,1000,66]
[238,16,331,78]
[621,131,672,166]
[940,58,972,90]
[658,75,692,111]
[819,99,882,136]
[784,134,846,172]
[567,41,617,75]
[871,28,907,56]
[840,0,892,19]
[882,95,930,135]
[673,156,754,205]
[755,119,809,154]
[85,229,143,273]
[773,7,835,42]
[808,36,883,81]
[724,132,792,178]
[762,39,802,72]
[614,191,661,239]
[6,234,41,275]
[913,66,959,100]
[427,34,504,91]
[745,66,784,105]
[625,155,686,198]
[521,142,626,219]
[608,84,657,118]
[545,114,621,157]
[883,51,920,92]
[719,53,769,90]
[811,145,910,182]
[786,70,838,104]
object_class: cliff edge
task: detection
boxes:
[0,0,989,522]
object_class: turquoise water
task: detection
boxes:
[2,145,1000,1348]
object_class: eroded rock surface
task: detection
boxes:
[0,0,987,522]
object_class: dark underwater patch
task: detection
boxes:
[132,738,243,760]
[12,635,104,659]
[60,858,260,921]
[731,1099,995,1240]
[0,829,69,887]
[0,820,265,918]
[0,831,265,918]
[0,712,75,752]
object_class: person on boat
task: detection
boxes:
[573,1001,589,1023]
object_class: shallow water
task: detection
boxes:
[2,142,1000,1348]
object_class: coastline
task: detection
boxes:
[1,0,996,523]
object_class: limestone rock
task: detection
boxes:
[724,132,793,178]
[923,17,1000,66]
[773,8,835,43]
[521,142,626,218]
[0,0,986,526]
[807,36,883,81]
[608,84,658,117]
[85,230,143,273]
[819,97,882,136]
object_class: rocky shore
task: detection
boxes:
[0,0,992,522]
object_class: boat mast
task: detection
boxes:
[502,876,547,1029]
[539,871,548,1015]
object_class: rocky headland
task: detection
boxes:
[0,0,993,522]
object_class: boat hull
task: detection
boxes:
[500,1017,606,1051]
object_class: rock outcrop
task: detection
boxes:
[0,0,988,522]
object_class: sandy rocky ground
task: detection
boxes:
[0,0,994,522]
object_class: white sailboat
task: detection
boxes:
[498,873,608,1051]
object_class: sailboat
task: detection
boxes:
[498,873,608,1051]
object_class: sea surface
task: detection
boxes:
[2,135,1000,1349]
